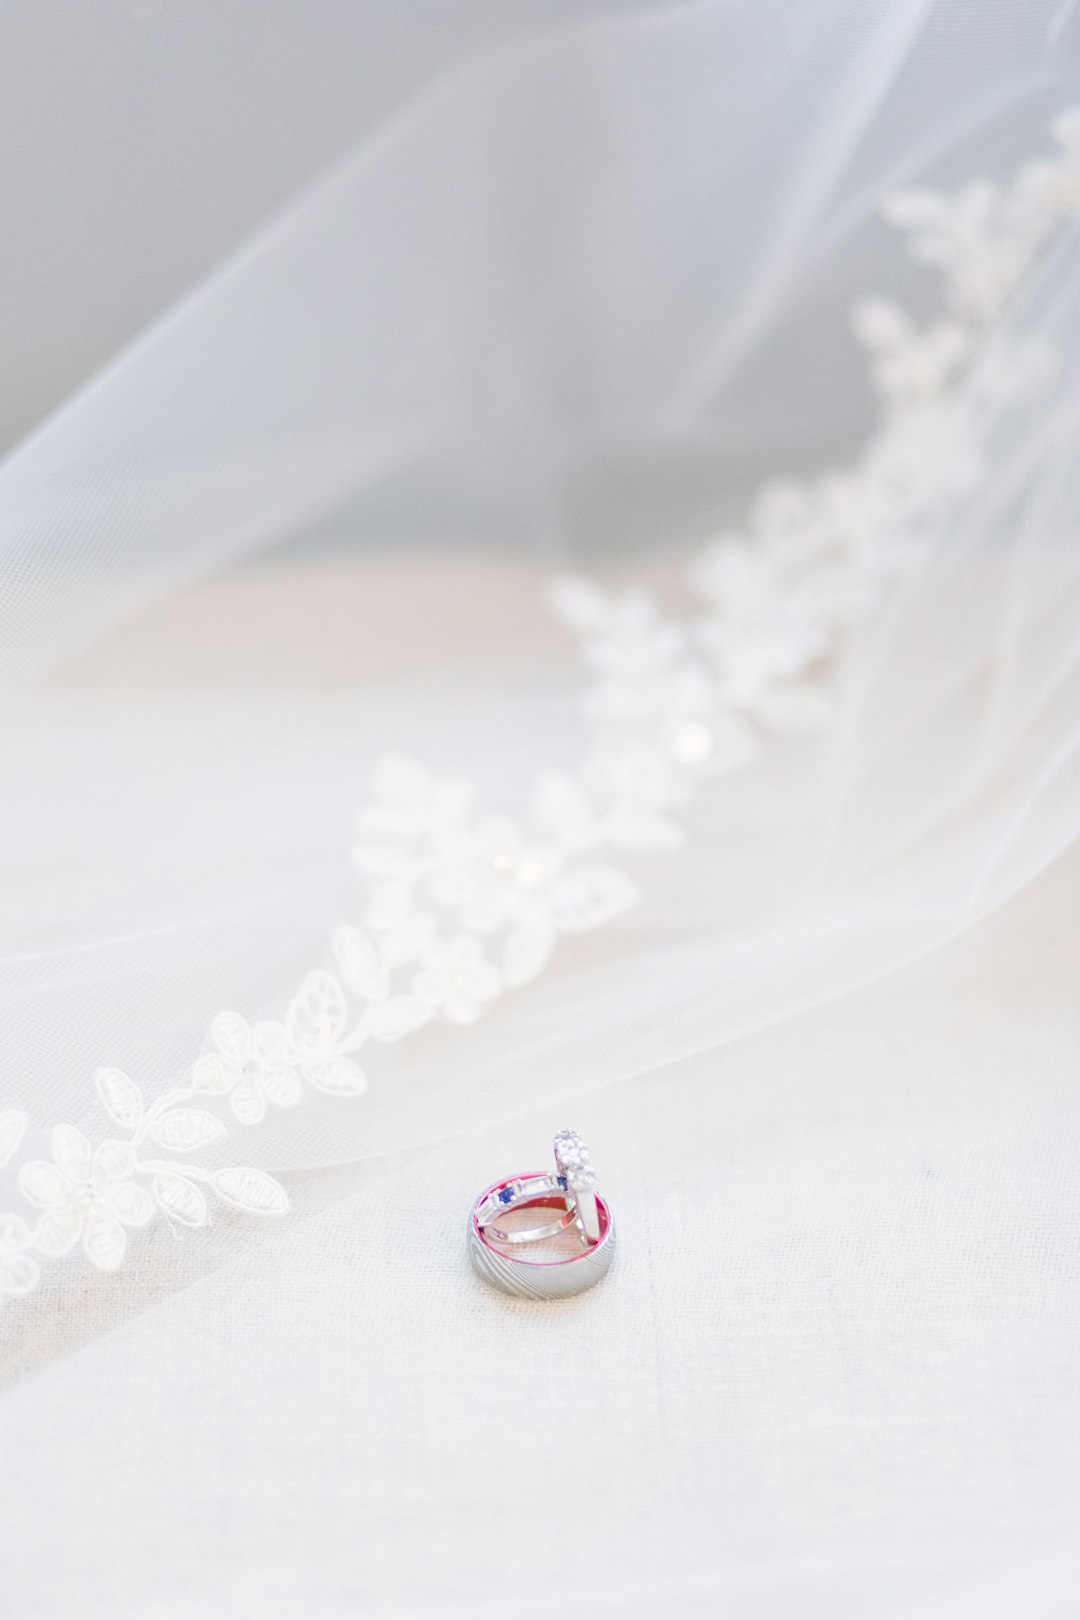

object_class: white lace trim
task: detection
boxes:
[3,112,1078,1300]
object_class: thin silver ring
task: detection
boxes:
[475,1172,576,1245]
[485,1200,581,1245]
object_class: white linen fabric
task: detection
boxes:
[1,853,1078,1618]
[1,1,1080,1611]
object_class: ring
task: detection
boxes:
[476,1173,580,1244]
[552,1128,600,1243]
[468,1183,616,1299]
[467,1131,616,1299]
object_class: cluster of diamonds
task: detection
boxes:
[553,1129,596,1194]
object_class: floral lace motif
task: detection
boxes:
[2,112,1078,1302]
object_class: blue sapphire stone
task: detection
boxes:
[556,1175,568,1190]
[497,1186,516,1204]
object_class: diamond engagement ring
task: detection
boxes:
[468,1130,616,1299]
[552,1128,600,1242]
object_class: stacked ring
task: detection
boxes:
[468,1131,616,1299]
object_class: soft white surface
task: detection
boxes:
[2,851,1077,1618]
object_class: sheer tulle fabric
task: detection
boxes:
[1,0,1079,1341]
